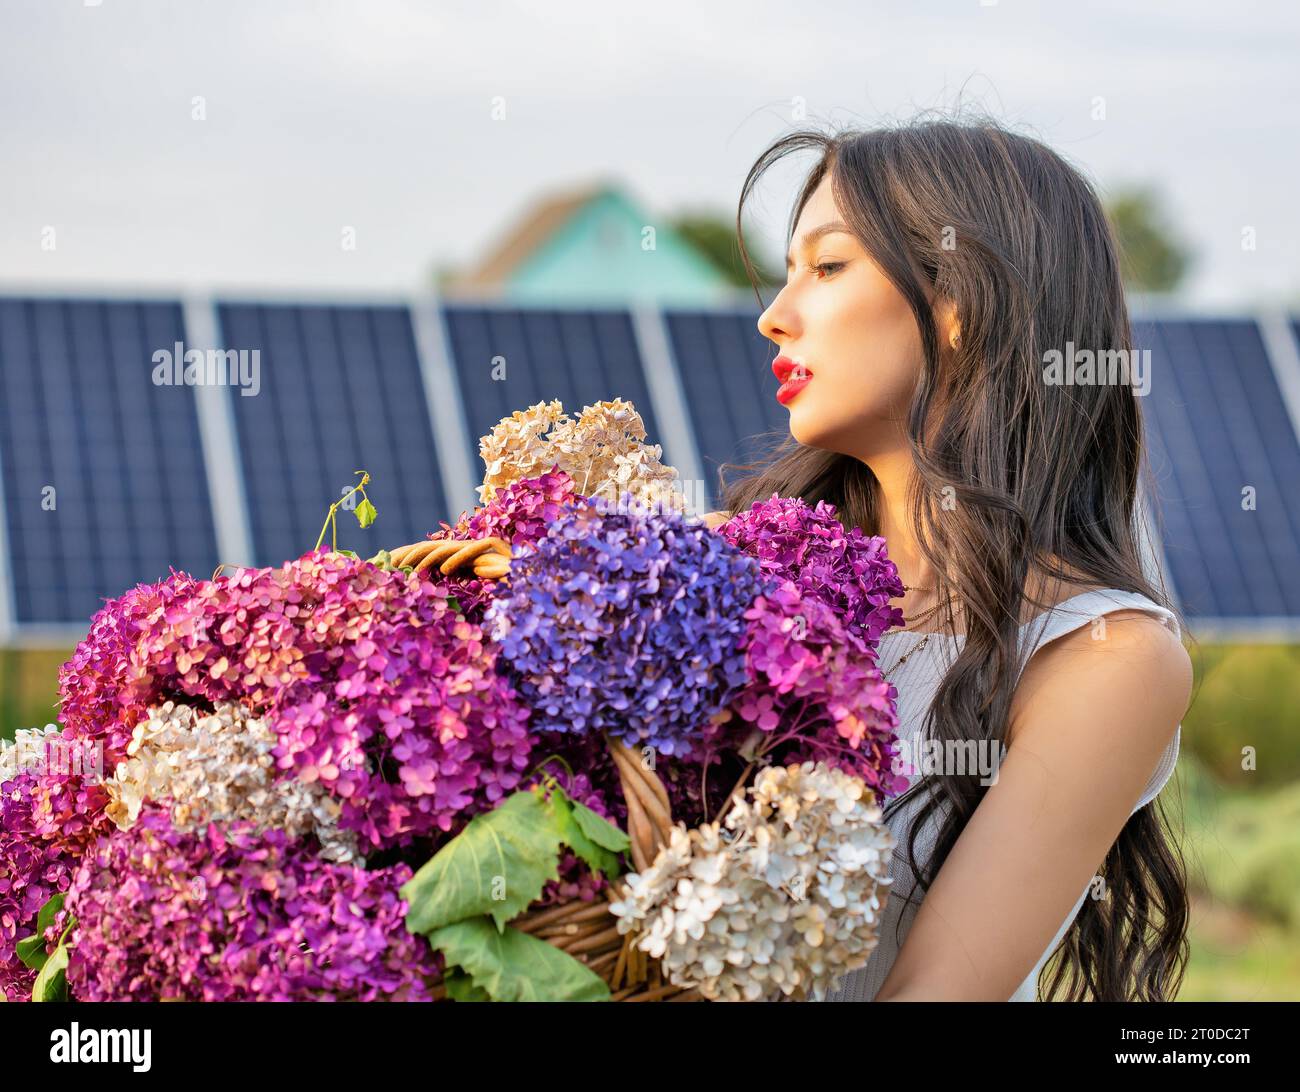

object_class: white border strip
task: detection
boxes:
[182,297,256,569]
[629,304,709,515]
[1257,311,1300,445]
[409,296,478,516]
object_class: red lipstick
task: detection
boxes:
[772,355,813,405]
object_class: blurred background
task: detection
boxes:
[0,0,1297,1000]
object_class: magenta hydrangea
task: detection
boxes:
[256,556,534,851]
[425,468,588,621]
[718,494,905,649]
[706,578,909,800]
[61,809,441,1001]
[0,763,115,1002]
[462,466,586,546]
[57,571,204,761]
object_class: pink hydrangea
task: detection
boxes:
[55,550,536,854]
[62,809,441,1001]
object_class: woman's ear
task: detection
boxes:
[935,298,962,350]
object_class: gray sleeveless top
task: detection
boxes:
[813,588,1182,1003]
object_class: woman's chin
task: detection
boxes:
[786,403,832,449]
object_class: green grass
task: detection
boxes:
[1174,749,1300,999]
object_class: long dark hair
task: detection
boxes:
[721,117,1191,1001]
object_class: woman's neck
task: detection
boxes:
[865,449,940,596]
[863,447,1099,636]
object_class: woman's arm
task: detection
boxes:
[874,609,1192,1001]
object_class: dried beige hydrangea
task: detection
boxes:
[477,398,685,513]
[608,760,895,1001]
[105,700,360,864]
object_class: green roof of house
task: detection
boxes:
[446,182,739,305]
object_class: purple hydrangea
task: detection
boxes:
[718,494,905,649]
[485,499,764,757]
[61,810,441,1001]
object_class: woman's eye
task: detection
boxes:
[812,261,846,279]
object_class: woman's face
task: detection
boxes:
[757,173,933,461]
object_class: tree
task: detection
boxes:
[670,213,782,291]
[1104,186,1194,294]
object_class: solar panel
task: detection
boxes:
[0,297,219,625]
[661,308,787,507]
[1137,318,1300,619]
[216,302,449,567]
[441,304,665,472]
[2,298,1297,636]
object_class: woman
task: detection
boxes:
[711,119,1193,1001]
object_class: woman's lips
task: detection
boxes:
[772,355,813,405]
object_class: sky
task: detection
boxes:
[0,0,1296,308]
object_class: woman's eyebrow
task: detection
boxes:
[785,220,853,269]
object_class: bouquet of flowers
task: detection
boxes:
[0,397,909,1003]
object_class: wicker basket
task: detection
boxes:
[387,535,705,1002]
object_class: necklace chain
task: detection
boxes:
[882,593,962,679]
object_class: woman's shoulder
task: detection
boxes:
[1009,586,1191,749]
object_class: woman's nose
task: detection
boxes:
[758,287,797,345]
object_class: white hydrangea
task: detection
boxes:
[105,700,360,864]
[608,760,895,1001]
[0,722,65,782]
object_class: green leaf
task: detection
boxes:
[32,943,69,1002]
[569,796,632,855]
[442,967,492,1002]
[549,791,627,880]
[355,498,378,529]
[15,934,46,971]
[16,892,66,971]
[401,788,567,934]
[425,918,609,1002]
[336,548,360,560]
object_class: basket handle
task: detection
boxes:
[605,735,675,872]
[386,535,512,579]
